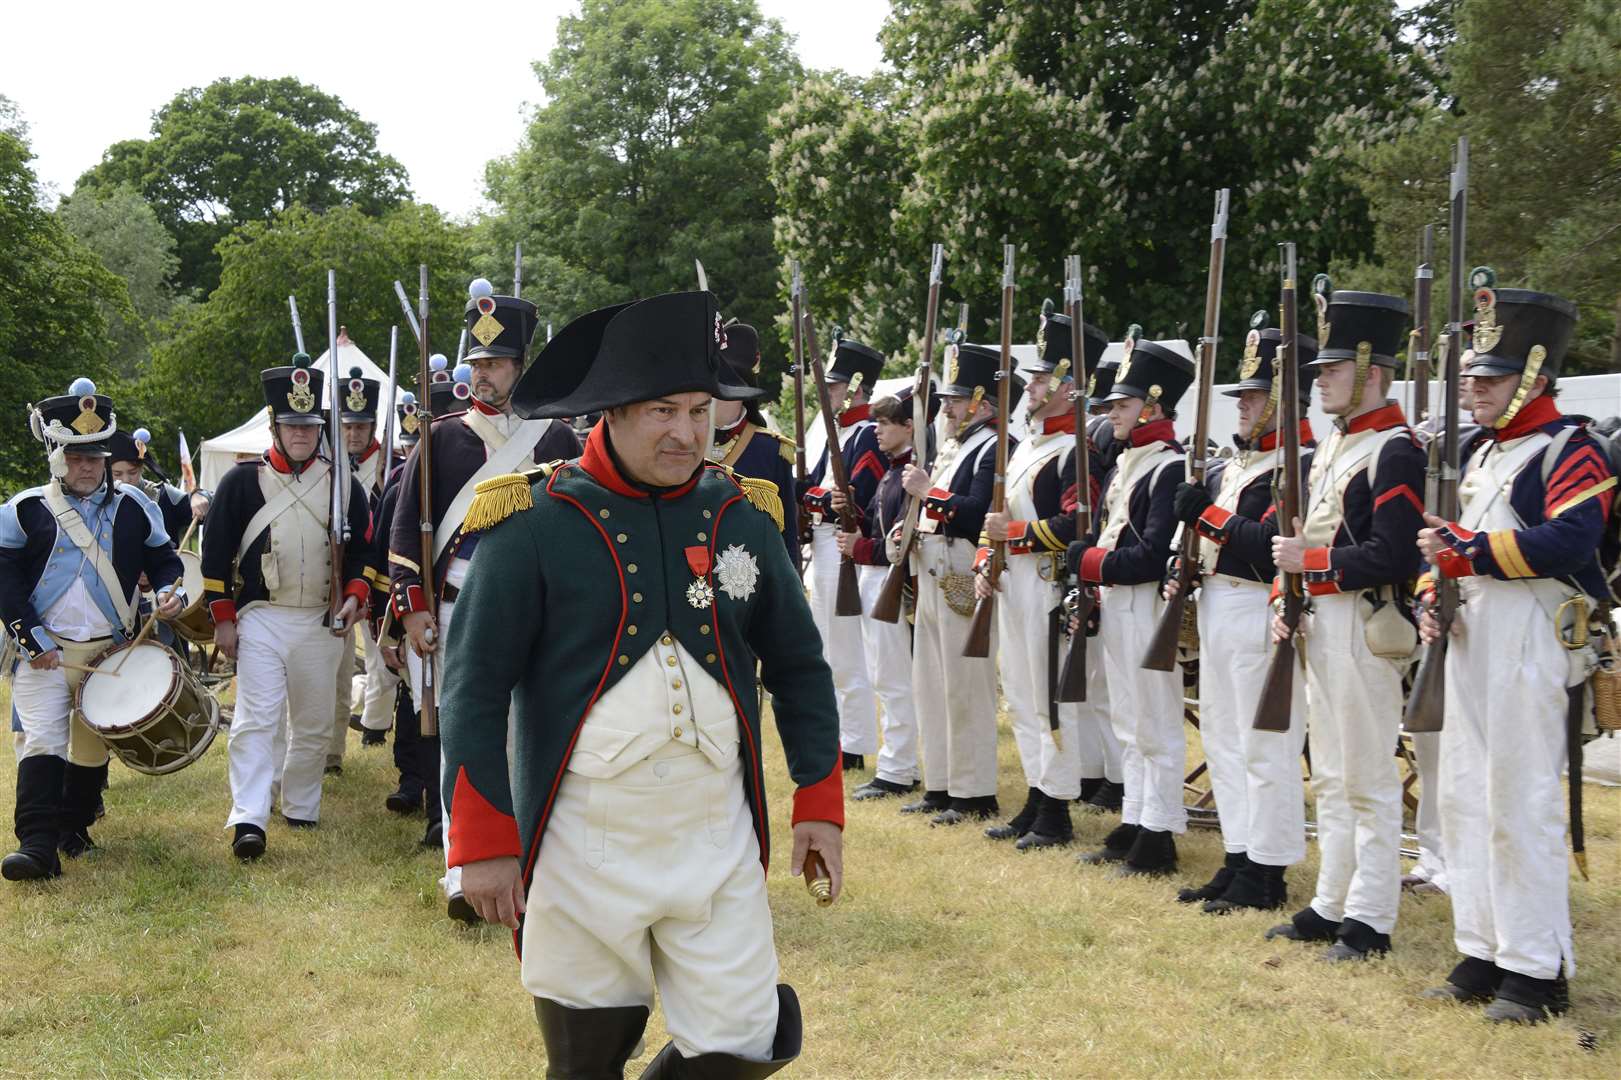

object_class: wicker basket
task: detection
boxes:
[1595,644,1620,733]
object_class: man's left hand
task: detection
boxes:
[790,820,843,905]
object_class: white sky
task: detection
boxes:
[3,0,887,218]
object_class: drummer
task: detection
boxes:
[107,427,211,541]
[1,380,185,881]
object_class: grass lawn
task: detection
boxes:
[1,676,1617,1078]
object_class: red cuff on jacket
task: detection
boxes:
[1004,520,1032,553]
[446,765,522,868]
[344,579,370,607]
[791,756,846,830]
[923,487,955,521]
[1435,547,1475,579]
[393,583,427,616]
[1194,505,1235,544]
[1078,546,1108,584]
[973,546,992,572]
[852,536,879,564]
[208,599,237,625]
[1301,546,1341,595]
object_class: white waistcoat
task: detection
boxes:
[258,467,332,609]
[1097,443,1178,551]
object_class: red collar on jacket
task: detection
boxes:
[267,446,316,475]
[470,398,503,418]
[714,414,749,446]
[839,403,870,428]
[1129,418,1176,448]
[1042,411,1077,436]
[1492,392,1561,441]
[887,449,913,469]
[579,420,703,500]
[356,439,381,464]
[1257,419,1315,452]
[1342,401,1408,435]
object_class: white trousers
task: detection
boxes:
[911,536,999,798]
[857,565,919,784]
[523,750,780,1060]
[327,626,359,761]
[1099,584,1187,833]
[1302,591,1404,934]
[1409,731,1448,888]
[1196,577,1307,865]
[359,622,399,731]
[1070,623,1122,783]
[1441,580,1575,980]
[228,606,343,828]
[806,524,877,755]
[11,637,113,766]
[998,556,1081,800]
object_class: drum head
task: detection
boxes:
[79,642,177,735]
[178,550,205,613]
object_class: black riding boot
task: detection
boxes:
[1203,856,1288,914]
[985,786,1040,840]
[4,755,66,881]
[1421,955,1504,1004]
[1083,779,1124,814]
[387,691,425,815]
[1178,849,1245,903]
[534,997,650,1079]
[899,789,949,816]
[1015,793,1074,850]
[59,761,107,857]
[1264,904,1341,943]
[639,985,803,1079]
[1117,828,1177,877]
[1079,821,1139,865]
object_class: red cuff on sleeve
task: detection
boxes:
[973,546,992,572]
[1194,505,1234,543]
[1302,546,1341,596]
[1079,546,1108,584]
[209,599,237,625]
[393,583,427,616]
[1435,548,1474,579]
[924,487,954,521]
[344,579,370,607]
[791,755,846,830]
[852,537,879,564]
[446,765,522,868]
[1005,520,1031,553]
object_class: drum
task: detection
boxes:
[76,640,220,775]
[170,550,215,645]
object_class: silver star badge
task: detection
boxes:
[715,544,759,602]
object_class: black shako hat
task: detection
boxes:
[1087,354,1119,406]
[262,353,326,426]
[1105,339,1196,411]
[940,342,1026,412]
[1035,312,1109,378]
[512,291,763,420]
[1225,312,1319,401]
[1462,283,1578,379]
[31,378,115,456]
[720,322,761,375]
[464,285,540,364]
[1306,290,1410,370]
[396,391,424,444]
[338,366,381,422]
[825,338,885,387]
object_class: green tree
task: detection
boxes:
[0,129,131,491]
[73,76,411,295]
[57,186,178,378]
[481,0,800,396]
[136,203,472,455]
[772,0,1428,377]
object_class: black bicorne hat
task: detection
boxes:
[339,366,381,422]
[512,291,763,420]
[1306,288,1410,370]
[940,342,1027,413]
[1225,311,1319,401]
[464,286,540,364]
[261,353,326,426]
[1105,339,1196,411]
[1461,279,1578,380]
[720,322,761,376]
[825,338,885,388]
[31,378,116,457]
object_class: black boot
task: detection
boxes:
[1083,779,1124,814]
[1077,777,1104,806]
[840,752,865,772]
[1264,905,1341,943]
[3,755,66,881]
[850,777,917,802]
[361,728,387,747]
[985,787,1040,840]
[899,789,949,816]
[421,818,444,849]
[931,795,998,826]
[1484,972,1570,1024]
[59,761,107,858]
[1421,956,1504,1005]
[232,823,266,861]
[534,997,649,1079]
[1204,857,1288,914]
[1079,822,1139,865]
[1178,850,1245,903]
[639,984,802,1079]
[1320,917,1391,962]
[1117,828,1177,877]
[386,783,424,816]
[1015,793,1074,850]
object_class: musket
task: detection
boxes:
[871,243,944,624]
[376,325,398,496]
[325,269,350,636]
[1254,243,1306,732]
[801,309,865,618]
[514,243,523,299]
[1056,254,1093,702]
[393,280,423,345]
[415,264,439,738]
[1405,136,1468,735]
[790,262,808,481]
[288,295,307,354]
[1411,226,1435,424]
[963,243,1016,658]
[456,328,469,365]
[1144,188,1229,671]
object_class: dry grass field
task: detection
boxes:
[0,676,1617,1079]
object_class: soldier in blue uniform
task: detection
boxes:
[106,428,209,541]
[711,322,798,560]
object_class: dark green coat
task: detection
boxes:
[439,424,843,924]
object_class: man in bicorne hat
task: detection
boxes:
[1416,280,1613,1023]
[441,290,841,1077]
[1,380,185,879]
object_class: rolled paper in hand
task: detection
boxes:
[803,850,833,907]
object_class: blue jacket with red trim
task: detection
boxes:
[1300,403,1426,595]
[1069,420,1184,587]
[851,450,911,566]
[923,419,1014,541]
[800,405,888,527]
[438,422,843,936]
[1432,396,1615,600]
[1191,423,1317,583]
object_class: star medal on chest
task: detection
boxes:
[685,545,715,609]
[715,544,759,602]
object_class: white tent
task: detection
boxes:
[197,337,404,491]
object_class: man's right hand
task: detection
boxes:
[30,649,60,671]
[901,464,930,498]
[214,621,239,660]
[404,611,438,658]
[462,855,526,929]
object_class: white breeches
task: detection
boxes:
[11,636,112,765]
[1099,584,1187,833]
[806,524,876,754]
[910,536,999,798]
[997,556,1081,800]
[857,565,919,784]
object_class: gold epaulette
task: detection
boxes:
[462,461,561,533]
[738,475,785,530]
[764,429,797,464]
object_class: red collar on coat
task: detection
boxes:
[356,439,381,464]
[1042,411,1077,435]
[470,398,504,418]
[1257,419,1316,452]
[1492,393,1561,441]
[1343,402,1409,435]
[1129,418,1176,448]
[714,414,749,446]
[579,420,704,500]
[267,446,316,475]
[839,403,870,428]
